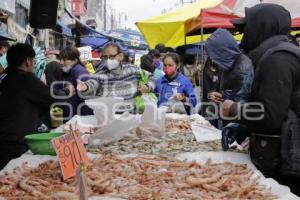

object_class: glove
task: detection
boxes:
[222,123,249,151]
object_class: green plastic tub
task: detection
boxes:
[25,132,64,155]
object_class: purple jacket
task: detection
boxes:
[63,64,93,119]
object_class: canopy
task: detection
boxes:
[188,0,300,35]
[136,0,222,48]
[80,36,109,50]
[137,0,300,48]
[105,29,148,50]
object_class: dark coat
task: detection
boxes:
[0,69,62,168]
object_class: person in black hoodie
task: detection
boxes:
[222,4,300,195]
[0,43,72,169]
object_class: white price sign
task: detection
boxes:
[134,53,143,67]
[78,46,92,62]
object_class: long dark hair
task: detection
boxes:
[59,46,85,66]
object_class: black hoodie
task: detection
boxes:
[240,3,292,54]
[232,4,300,134]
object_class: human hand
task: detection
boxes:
[67,84,75,96]
[208,91,224,103]
[76,79,88,92]
[138,84,149,94]
[174,93,186,102]
[222,100,235,117]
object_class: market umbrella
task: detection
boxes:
[136,0,222,48]
[105,29,148,50]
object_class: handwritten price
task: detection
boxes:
[52,133,89,180]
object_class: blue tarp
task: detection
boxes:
[106,29,148,50]
[56,21,73,37]
[80,36,109,50]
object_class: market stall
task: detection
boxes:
[0,99,299,199]
[1,151,298,199]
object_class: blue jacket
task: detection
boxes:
[155,73,197,107]
[206,28,241,71]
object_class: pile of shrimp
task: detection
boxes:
[0,155,277,200]
[165,119,192,133]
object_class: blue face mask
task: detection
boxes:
[153,60,162,69]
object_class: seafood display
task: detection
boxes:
[0,155,276,200]
[165,118,192,133]
[89,132,223,155]
[88,117,235,155]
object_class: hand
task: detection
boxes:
[222,100,235,117]
[76,79,88,92]
[208,92,223,104]
[67,84,75,96]
[174,93,186,102]
[138,84,149,94]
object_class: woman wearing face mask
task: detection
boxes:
[155,53,197,114]
[76,42,155,114]
[59,46,92,120]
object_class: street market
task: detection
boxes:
[0,0,300,199]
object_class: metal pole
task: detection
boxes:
[75,16,81,47]
[104,0,107,31]
[200,26,204,101]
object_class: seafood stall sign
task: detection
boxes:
[52,133,89,180]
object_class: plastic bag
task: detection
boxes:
[134,70,158,113]
[164,87,187,114]
[88,112,141,147]
[134,93,157,113]
[85,97,124,126]
[137,99,166,138]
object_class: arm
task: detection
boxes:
[184,79,197,107]
[234,68,254,103]
[22,73,56,107]
[80,78,100,98]
[139,69,155,92]
[230,53,298,133]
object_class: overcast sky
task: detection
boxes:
[109,0,180,30]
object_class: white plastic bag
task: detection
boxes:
[88,112,141,147]
[190,114,221,142]
[163,87,187,114]
[137,99,166,138]
[85,97,124,126]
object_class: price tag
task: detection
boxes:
[78,46,92,62]
[52,133,89,180]
[134,53,142,66]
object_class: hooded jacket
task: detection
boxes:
[206,28,241,71]
[203,28,253,101]
[240,3,292,54]
[232,4,300,135]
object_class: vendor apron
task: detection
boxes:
[250,133,281,175]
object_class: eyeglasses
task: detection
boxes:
[101,53,119,60]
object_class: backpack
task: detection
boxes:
[251,41,300,176]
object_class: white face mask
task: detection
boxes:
[62,64,73,73]
[107,59,120,70]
